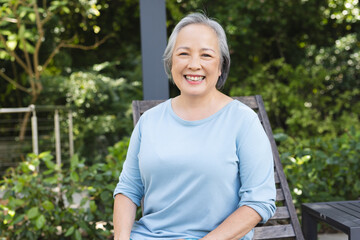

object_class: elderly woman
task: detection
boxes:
[113,13,276,240]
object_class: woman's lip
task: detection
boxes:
[183,75,205,85]
[184,74,204,77]
[184,75,205,80]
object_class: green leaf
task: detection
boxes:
[43,169,54,175]
[44,176,58,184]
[18,25,25,39]
[13,214,25,224]
[100,191,109,201]
[80,198,88,206]
[0,50,11,59]
[70,154,79,169]
[64,226,75,237]
[39,151,53,161]
[62,6,70,14]
[75,229,82,240]
[42,200,54,211]
[273,133,288,142]
[12,199,25,207]
[43,159,55,170]
[19,9,27,19]
[28,13,36,22]
[27,153,37,159]
[27,207,39,219]
[13,184,23,193]
[89,200,97,212]
[6,40,17,50]
[70,171,79,182]
[35,215,45,229]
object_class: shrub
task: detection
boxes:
[40,61,142,165]
[276,126,360,209]
[0,137,129,239]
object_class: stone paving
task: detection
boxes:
[318,233,347,240]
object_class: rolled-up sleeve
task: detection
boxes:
[113,121,144,207]
[237,116,276,223]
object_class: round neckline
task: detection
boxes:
[167,98,236,126]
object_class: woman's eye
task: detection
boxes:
[179,52,188,56]
[202,54,212,57]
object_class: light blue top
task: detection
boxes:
[114,99,276,240]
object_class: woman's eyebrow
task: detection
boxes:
[175,46,216,53]
[175,46,190,51]
[201,48,216,53]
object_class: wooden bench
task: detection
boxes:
[132,95,304,240]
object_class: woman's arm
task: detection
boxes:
[201,205,261,240]
[200,114,276,240]
[113,194,137,240]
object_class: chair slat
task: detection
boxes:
[254,224,295,239]
[276,189,284,201]
[270,206,290,220]
[254,96,304,240]
[232,96,258,109]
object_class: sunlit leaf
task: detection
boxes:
[26,207,39,219]
[6,40,17,50]
[65,226,75,237]
[70,171,79,182]
[35,215,45,229]
[18,25,25,38]
[42,200,54,211]
[28,13,35,22]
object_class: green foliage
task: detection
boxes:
[227,24,360,212]
[278,127,360,208]
[38,61,142,164]
[64,68,140,162]
[229,30,360,139]
[0,0,107,102]
[0,137,129,239]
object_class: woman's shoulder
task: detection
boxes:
[138,99,171,123]
[229,99,258,119]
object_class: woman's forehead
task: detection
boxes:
[175,24,219,49]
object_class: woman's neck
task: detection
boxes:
[171,91,232,121]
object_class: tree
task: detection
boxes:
[0,0,113,139]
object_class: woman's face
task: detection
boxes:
[171,24,221,98]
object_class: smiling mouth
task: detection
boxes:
[184,75,205,82]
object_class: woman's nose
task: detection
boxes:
[187,56,201,70]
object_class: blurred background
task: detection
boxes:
[0,0,359,239]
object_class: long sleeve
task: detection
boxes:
[236,115,276,223]
[113,121,144,207]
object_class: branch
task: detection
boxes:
[0,34,32,76]
[41,41,65,71]
[1,17,18,23]
[0,70,30,93]
[41,11,54,25]
[12,3,34,80]
[41,34,114,73]
[62,34,114,50]
[33,0,44,92]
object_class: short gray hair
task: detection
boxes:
[163,13,231,89]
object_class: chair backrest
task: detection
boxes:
[132,95,304,240]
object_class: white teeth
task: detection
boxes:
[185,75,204,81]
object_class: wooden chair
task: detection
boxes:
[132,95,305,240]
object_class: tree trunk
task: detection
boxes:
[19,94,38,141]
